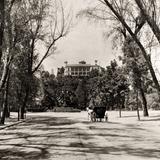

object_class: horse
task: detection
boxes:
[86,107,96,122]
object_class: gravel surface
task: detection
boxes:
[0,110,160,160]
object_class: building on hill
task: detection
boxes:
[62,60,102,77]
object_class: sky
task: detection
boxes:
[41,0,160,80]
[42,0,117,74]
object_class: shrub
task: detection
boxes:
[52,107,81,112]
[150,102,160,110]
[27,105,48,112]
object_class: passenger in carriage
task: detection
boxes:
[87,98,96,122]
[104,110,108,121]
[86,107,93,121]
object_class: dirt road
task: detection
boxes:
[0,111,160,160]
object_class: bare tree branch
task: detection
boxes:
[32,0,72,73]
[134,0,160,43]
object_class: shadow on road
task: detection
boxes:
[140,118,160,121]
[0,116,77,160]
[0,145,49,160]
[0,115,159,160]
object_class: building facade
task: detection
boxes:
[63,61,102,77]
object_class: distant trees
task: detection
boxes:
[89,69,100,78]
[56,76,79,107]
[41,71,57,109]
[39,55,154,119]
[41,72,80,109]
[85,60,129,116]
[100,60,129,116]
[75,79,88,109]
[121,38,149,117]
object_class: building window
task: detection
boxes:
[75,67,78,71]
[79,67,82,71]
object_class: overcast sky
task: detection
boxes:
[42,0,116,74]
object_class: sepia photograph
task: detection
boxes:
[0,0,160,159]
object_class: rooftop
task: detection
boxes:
[65,64,99,67]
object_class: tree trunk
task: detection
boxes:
[118,100,122,118]
[0,105,1,118]
[139,87,149,117]
[0,70,11,124]
[18,106,20,121]
[5,70,11,118]
[122,96,125,109]
[125,92,129,110]
[16,85,23,121]
[0,58,10,91]
[0,88,7,125]
[136,90,140,121]
[119,106,122,118]
[0,90,4,119]
[0,101,7,125]
[0,0,5,61]
[21,88,29,119]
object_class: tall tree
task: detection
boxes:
[0,0,21,124]
[102,0,160,95]
[0,70,11,124]
[0,0,72,123]
[80,0,160,97]
[15,0,72,119]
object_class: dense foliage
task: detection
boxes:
[39,60,129,114]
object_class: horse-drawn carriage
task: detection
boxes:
[93,107,108,121]
[87,106,108,122]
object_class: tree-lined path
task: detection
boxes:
[0,111,160,160]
